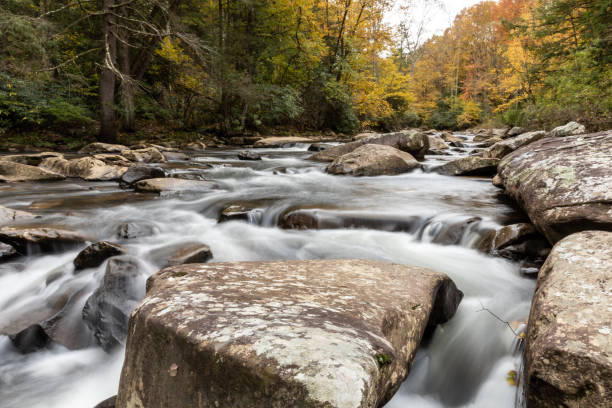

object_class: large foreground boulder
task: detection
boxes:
[116,259,462,408]
[497,131,612,243]
[310,131,429,162]
[434,157,500,176]
[524,231,612,407]
[482,131,547,159]
[0,161,64,182]
[326,144,420,177]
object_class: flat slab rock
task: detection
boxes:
[524,231,612,407]
[116,259,463,408]
[498,131,612,243]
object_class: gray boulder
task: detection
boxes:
[121,147,166,163]
[434,157,500,176]
[120,165,165,186]
[549,121,585,137]
[497,131,612,243]
[310,130,429,162]
[0,226,87,255]
[0,205,37,225]
[524,231,612,407]
[116,259,462,408]
[482,131,547,159]
[40,157,127,181]
[73,241,126,271]
[1,152,64,166]
[326,144,420,177]
[79,142,128,154]
[507,126,525,137]
[133,178,218,195]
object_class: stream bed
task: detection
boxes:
[0,134,535,407]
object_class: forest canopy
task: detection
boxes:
[0,0,610,144]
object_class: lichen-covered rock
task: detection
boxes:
[0,160,64,182]
[79,142,128,154]
[73,241,126,271]
[482,131,547,159]
[497,131,612,243]
[40,157,127,181]
[549,121,585,137]
[0,205,37,225]
[524,231,612,407]
[133,178,218,195]
[0,226,87,254]
[254,136,313,147]
[434,157,500,176]
[310,131,429,162]
[326,144,420,177]
[116,259,463,408]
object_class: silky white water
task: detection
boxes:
[0,137,535,407]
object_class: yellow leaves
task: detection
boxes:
[506,370,517,387]
[457,100,482,126]
[156,37,192,65]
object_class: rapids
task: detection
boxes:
[0,134,535,407]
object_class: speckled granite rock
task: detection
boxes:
[497,131,612,243]
[482,131,547,159]
[524,231,612,408]
[116,259,463,408]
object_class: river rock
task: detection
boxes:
[120,165,165,186]
[94,396,117,408]
[311,131,429,162]
[0,205,37,225]
[440,133,464,144]
[116,222,159,240]
[184,141,207,151]
[0,226,87,254]
[482,131,547,159]
[1,152,64,166]
[308,143,333,152]
[150,242,213,267]
[8,324,51,354]
[507,127,525,137]
[219,203,263,223]
[133,178,218,195]
[40,157,127,181]
[427,135,449,153]
[73,241,126,271]
[524,231,612,407]
[497,131,612,243]
[115,259,463,408]
[549,121,585,137]
[326,144,420,177]
[280,208,421,232]
[0,161,64,182]
[82,256,145,351]
[237,151,262,161]
[254,136,313,147]
[434,157,499,176]
[121,147,166,163]
[92,154,134,167]
[0,242,17,261]
[162,152,190,161]
[80,142,128,154]
[477,223,550,262]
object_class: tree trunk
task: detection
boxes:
[119,6,135,132]
[99,0,117,143]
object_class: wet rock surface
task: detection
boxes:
[73,241,126,271]
[82,256,145,351]
[120,165,165,186]
[326,144,420,177]
[310,131,429,162]
[133,178,218,194]
[0,226,88,254]
[150,242,213,267]
[524,231,612,408]
[497,131,612,243]
[0,161,64,182]
[116,259,462,408]
[482,131,547,159]
[434,156,499,176]
[237,151,262,161]
[0,205,37,225]
[79,143,128,154]
[0,241,17,261]
[254,136,314,147]
[9,324,52,354]
[1,152,64,166]
[116,222,159,240]
[40,156,128,181]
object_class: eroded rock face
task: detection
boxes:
[524,231,612,407]
[434,157,499,176]
[0,161,64,182]
[73,241,126,271]
[133,178,218,195]
[549,121,585,137]
[497,131,612,243]
[310,131,429,162]
[82,256,145,351]
[0,226,87,255]
[326,144,420,177]
[482,131,547,159]
[116,260,463,408]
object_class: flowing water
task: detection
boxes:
[0,134,535,407]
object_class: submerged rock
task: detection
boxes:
[524,231,612,407]
[497,131,612,243]
[133,178,218,195]
[73,241,126,271]
[326,144,420,177]
[482,131,547,159]
[162,152,190,161]
[0,161,64,182]
[9,324,51,354]
[0,226,87,255]
[310,130,429,162]
[116,259,462,408]
[434,157,499,176]
[219,203,263,223]
[184,142,207,151]
[0,205,37,225]
[120,164,165,186]
[549,121,585,137]
[116,222,159,240]
[82,256,145,351]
